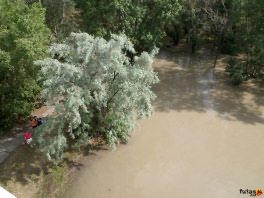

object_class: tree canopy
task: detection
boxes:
[0,0,51,132]
[35,33,159,160]
[74,0,182,51]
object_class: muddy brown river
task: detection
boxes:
[65,46,264,198]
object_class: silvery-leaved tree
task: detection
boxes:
[35,33,159,160]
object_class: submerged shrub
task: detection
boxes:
[226,57,247,85]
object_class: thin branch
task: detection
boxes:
[112,71,119,82]
[106,88,121,107]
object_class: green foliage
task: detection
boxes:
[226,58,247,85]
[220,32,238,55]
[74,0,181,51]
[35,33,159,160]
[0,0,51,133]
[169,0,264,81]
[246,0,264,79]
[34,118,67,160]
[41,0,80,39]
[37,166,66,198]
[224,0,264,81]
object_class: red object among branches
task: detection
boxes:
[24,131,32,140]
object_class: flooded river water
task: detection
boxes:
[66,46,264,198]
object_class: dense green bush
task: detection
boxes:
[220,33,238,55]
[74,0,182,51]
[227,0,264,82]
[34,33,159,160]
[226,58,247,85]
[0,0,51,133]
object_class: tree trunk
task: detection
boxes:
[213,50,218,68]
[213,34,219,68]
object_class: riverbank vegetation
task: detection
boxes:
[0,143,82,198]
[34,33,159,160]
[0,0,263,154]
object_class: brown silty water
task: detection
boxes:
[65,44,264,198]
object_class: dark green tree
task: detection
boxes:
[41,0,80,39]
[74,0,182,51]
[225,0,264,84]
[0,0,51,132]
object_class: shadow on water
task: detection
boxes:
[153,44,264,125]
